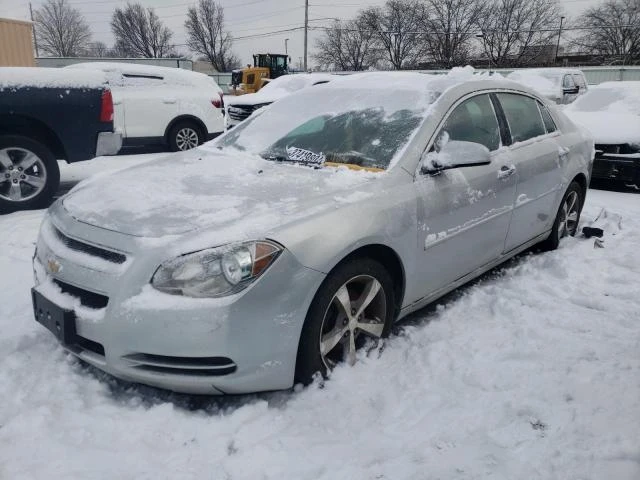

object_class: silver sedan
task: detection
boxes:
[32,71,593,394]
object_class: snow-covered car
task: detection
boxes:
[66,62,225,151]
[507,68,588,105]
[226,73,335,128]
[32,69,593,394]
[564,81,640,186]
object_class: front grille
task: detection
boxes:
[227,105,255,121]
[122,353,237,376]
[53,279,109,309]
[53,227,127,264]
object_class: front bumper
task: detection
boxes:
[32,207,325,395]
[592,153,640,185]
[96,131,122,157]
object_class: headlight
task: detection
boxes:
[151,240,282,298]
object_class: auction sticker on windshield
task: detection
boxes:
[286,146,326,166]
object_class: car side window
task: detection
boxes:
[439,94,501,151]
[572,74,586,90]
[563,75,575,89]
[496,93,546,143]
[537,102,557,134]
[121,73,165,87]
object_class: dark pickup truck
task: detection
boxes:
[0,67,121,212]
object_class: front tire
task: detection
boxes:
[168,121,203,152]
[0,135,60,213]
[295,258,396,385]
[539,180,584,251]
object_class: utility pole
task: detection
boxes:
[303,0,308,71]
[29,2,39,58]
[555,16,565,65]
[285,38,289,55]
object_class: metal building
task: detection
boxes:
[0,18,35,67]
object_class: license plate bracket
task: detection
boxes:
[31,288,77,345]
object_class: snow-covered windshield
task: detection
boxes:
[215,86,432,170]
[569,84,640,114]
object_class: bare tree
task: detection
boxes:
[111,3,174,58]
[33,0,91,57]
[422,0,485,68]
[476,0,562,67]
[314,16,382,71]
[573,0,640,64]
[185,0,239,72]
[86,41,108,57]
[360,0,429,70]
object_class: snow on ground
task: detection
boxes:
[0,155,639,479]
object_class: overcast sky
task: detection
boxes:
[0,0,603,68]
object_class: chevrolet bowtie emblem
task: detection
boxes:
[47,258,61,274]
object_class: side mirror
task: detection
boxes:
[563,86,579,95]
[421,140,491,175]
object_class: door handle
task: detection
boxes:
[498,165,516,179]
[163,99,177,104]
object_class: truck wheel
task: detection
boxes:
[168,121,203,152]
[0,135,60,213]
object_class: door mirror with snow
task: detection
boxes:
[421,139,491,175]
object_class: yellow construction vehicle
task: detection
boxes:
[230,53,289,95]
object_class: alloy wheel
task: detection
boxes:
[557,190,580,242]
[0,147,47,203]
[175,127,199,151]
[319,274,387,369]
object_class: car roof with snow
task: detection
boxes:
[323,68,545,102]
[66,62,222,91]
[228,72,337,106]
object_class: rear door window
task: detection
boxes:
[439,94,501,151]
[496,93,546,143]
[537,102,557,133]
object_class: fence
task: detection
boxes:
[36,57,193,70]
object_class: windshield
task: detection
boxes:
[215,86,432,170]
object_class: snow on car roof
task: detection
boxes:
[66,62,222,92]
[0,67,107,89]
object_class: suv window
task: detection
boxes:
[497,93,546,143]
[537,102,557,133]
[563,75,575,89]
[439,94,501,151]
[572,74,587,90]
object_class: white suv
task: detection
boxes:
[67,62,225,151]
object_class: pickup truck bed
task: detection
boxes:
[0,67,121,212]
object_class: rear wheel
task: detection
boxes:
[0,135,60,213]
[295,258,395,385]
[539,181,583,251]
[168,121,203,152]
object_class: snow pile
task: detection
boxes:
[0,183,639,478]
[0,67,106,89]
[565,82,640,144]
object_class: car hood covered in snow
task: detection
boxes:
[62,146,382,239]
[564,111,640,145]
